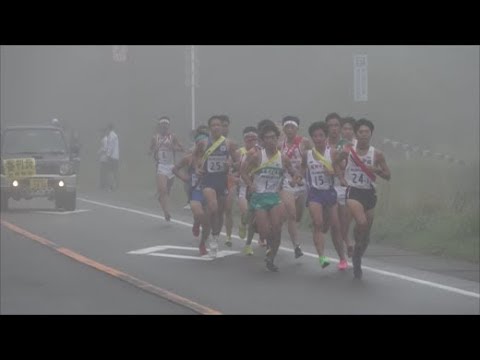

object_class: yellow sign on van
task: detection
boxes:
[3,158,36,179]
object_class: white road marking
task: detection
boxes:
[78,197,480,299]
[128,245,238,261]
[34,209,91,215]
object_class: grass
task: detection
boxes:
[371,158,479,263]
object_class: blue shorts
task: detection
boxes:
[201,174,228,197]
[190,189,206,206]
[306,187,337,207]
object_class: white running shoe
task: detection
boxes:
[209,236,219,258]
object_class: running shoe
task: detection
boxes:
[294,246,304,259]
[238,223,247,240]
[319,255,330,269]
[265,258,279,272]
[243,245,254,256]
[338,259,348,270]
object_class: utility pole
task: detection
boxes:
[186,46,198,131]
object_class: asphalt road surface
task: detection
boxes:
[1,191,479,314]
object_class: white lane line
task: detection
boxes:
[78,197,480,299]
[34,209,91,215]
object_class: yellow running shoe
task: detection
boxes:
[238,223,246,240]
[243,245,254,256]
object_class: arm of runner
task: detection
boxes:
[228,139,239,159]
[326,148,337,176]
[240,149,260,192]
[172,135,185,152]
[193,144,205,176]
[172,155,191,183]
[332,149,347,186]
[333,147,349,166]
[300,151,308,181]
[301,137,312,152]
[372,150,391,181]
[232,148,243,173]
[226,139,239,172]
[283,154,303,186]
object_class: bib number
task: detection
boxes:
[208,156,225,173]
[352,173,365,184]
[313,174,325,187]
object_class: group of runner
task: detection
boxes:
[149,113,391,279]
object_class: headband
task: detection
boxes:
[195,134,209,143]
[283,120,299,128]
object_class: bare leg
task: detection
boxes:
[224,185,236,245]
[281,190,299,247]
[268,203,285,260]
[339,204,353,257]
[203,188,221,236]
[328,203,347,262]
[347,199,370,278]
[156,174,171,221]
[308,203,326,257]
[191,201,210,254]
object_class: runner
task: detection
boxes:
[172,127,211,255]
[324,112,349,260]
[218,115,238,247]
[337,116,357,257]
[246,119,275,249]
[302,121,348,270]
[182,125,209,211]
[236,126,259,255]
[325,113,343,151]
[335,118,391,279]
[280,116,311,259]
[340,117,357,148]
[148,116,184,221]
[241,123,301,271]
[197,116,238,258]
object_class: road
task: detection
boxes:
[1,191,479,314]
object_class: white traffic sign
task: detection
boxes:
[354,54,368,102]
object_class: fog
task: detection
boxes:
[1,45,478,189]
[1,46,479,313]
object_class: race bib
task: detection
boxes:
[157,150,173,164]
[207,155,226,173]
[259,175,281,192]
[350,170,369,185]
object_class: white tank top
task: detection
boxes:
[306,148,334,190]
[345,145,376,189]
[253,149,284,194]
[156,134,174,165]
